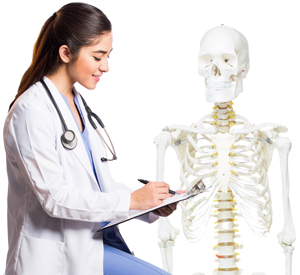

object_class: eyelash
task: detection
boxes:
[93,56,111,61]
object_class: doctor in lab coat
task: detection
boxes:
[3,3,177,275]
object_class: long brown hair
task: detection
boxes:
[9,2,111,110]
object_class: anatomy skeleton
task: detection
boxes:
[155,26,296,275]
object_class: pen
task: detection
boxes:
[138,179,178,195]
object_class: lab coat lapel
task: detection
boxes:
[74,90,111,193]
[39,77,99,190]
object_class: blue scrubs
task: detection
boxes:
[60,92,171,275]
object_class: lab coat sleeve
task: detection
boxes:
[4,101,131,222]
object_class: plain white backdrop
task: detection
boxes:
[0,1,299,274]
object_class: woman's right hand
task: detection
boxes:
[130,182,171,210]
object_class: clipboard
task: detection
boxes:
[97,179,207,232]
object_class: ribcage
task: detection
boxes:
[229,131,272,237]
[179,132,221,243]
[178,130,272,242]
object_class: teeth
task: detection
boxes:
[207,82,233,89]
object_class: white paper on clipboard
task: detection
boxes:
[97,179,207,232]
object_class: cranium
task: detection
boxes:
[198,25,250,103]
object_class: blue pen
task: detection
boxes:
[138,179,178,195]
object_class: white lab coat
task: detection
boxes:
[3,77,157,275]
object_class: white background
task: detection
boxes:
[0,1,299,274]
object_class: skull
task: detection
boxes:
[198,25,250,103]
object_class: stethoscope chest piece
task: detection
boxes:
[40,78,116,160]
[61,130,78,150]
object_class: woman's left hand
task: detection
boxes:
[151,190,185,217]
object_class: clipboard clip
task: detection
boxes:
[186,178,209,198]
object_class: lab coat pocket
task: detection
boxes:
[16,234,65,275]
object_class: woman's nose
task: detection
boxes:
[99,58,109,73]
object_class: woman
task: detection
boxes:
[3,3,180,275]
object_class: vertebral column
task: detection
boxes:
[214,190,241,275]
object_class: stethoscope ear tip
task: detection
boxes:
[101,155,117,162]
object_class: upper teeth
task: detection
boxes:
[207,82,233,88]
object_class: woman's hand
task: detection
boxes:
[130,182,171,210]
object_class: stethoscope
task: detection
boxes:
[40,79,117,162]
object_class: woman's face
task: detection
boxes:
[67,32,113,90]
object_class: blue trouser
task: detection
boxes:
[103,244,171,275]
[2,246,170,275]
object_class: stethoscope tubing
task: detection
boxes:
[96,128,117,160]
[40,79,117,161]
[40,79,68,132]
[79,92,116,160]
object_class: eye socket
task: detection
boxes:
[93,56,101,61]
[221,54,236,68]
[199,54,213,69]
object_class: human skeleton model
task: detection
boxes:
[155,26,296,275]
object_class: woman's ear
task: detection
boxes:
[58,45,71,63]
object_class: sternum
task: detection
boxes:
[211,132,235,193]
[211,131,241,275]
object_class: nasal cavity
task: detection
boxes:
[212,64,221,76]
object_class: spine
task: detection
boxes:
[211,102,235,133]
[213,190,242,275]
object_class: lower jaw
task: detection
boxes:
[205,87,236,103]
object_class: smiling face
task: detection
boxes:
[66,32,113,90]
